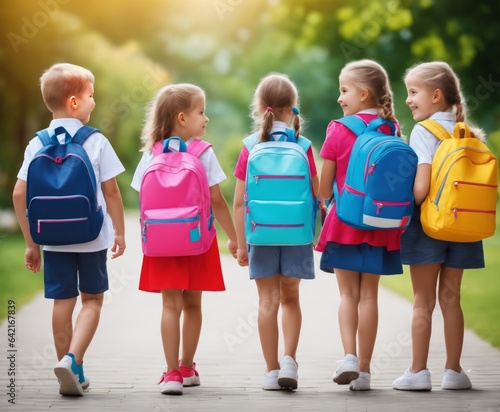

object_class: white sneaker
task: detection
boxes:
[54,355,83,396]
[441,369,472,390]
[278,355,298,389]
[333,354,360,385]
[349,371,371,391]
[392,368,432,391]
[262,369,281,391]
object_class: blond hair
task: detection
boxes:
[40,63,94,112]
[404,61,485,141]
[251,73,302,142]
[341,59,400,136]
[140,84,205,151]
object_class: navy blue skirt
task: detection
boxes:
[320,242,403,275]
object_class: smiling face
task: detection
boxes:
[405,74,441,121]
[337,73,370,116]
[184,93,209,138]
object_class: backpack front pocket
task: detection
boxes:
[142,206,203,256]
[246,200,313,245]
[28,195,101,245]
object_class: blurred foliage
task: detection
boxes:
[1,0,500,211]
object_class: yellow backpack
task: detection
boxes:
[419,120,498,242]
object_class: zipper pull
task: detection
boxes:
[251,221,257,232]
[254,175,259,184]
[38,220,41,233]
[454,181,459,189]
[376,203,383,214]
[368,164,375,174]
[142,223,147,242]
[453,208,458,219]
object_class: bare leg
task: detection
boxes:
[335,268,361,356]
[280,276,301,359]
[438,267,465,372]
[180,290,203,367]
[161,289,183,372]
[409,263,440,372]
[52,298,77,361]
[357,273,380,373]
[68,293,104,365]
[255,275,281,371]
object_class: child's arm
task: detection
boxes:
[102,177,126,259]
[413,164,431,205]
[319,159,336,202]
[233,178,248,266]
[209,183,237,258]
[12,179,41,273]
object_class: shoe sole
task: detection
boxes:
[82,380,90,390]
[277,377,298,390]
[441,383,471,390]
[183,376,200,387]
[160,382,183,395]
[393,384,431,391]
[333,371,359,385]
[54,366,83,396]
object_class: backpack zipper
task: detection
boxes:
[372,200,412,214]
[37,217,88,233]
[453,181,498,189]
[251,221,304,231]
[452,208,496,219]
[253,175,305,184]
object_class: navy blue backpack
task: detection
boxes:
[334,116,418,230]
[26,126,104,245]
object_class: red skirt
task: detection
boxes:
[138,238,225,292]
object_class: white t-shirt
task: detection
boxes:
[409,111,456,165]
[130,137,227,191]
[17,118,125,253]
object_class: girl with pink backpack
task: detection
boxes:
[131,83,237,395]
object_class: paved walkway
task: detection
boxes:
[1,216,499,411]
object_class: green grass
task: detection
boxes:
[381,230,500,350]
[0,231,44,319]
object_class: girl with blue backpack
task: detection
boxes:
[233,73,319,391]
[131,84,237,395]
[316,59,404,391]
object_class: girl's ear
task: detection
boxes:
[432,88,443,103]
[360,89,369,102]
[177,112,186,126]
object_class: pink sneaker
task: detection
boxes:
[179,362,200,387]
[158,370,183,395]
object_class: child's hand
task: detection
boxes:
[227,239,238,258]
[25,246,41,273]
[110,235,126,259]
[237,248,248,267]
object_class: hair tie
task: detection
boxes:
[456,102,462,108]
[292,106,300,115]
[266,107,273,113]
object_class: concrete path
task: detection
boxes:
[1,216,499,411]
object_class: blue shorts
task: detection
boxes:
[247,244,315,280]
[320,242,402,275]
[43,250,109,299]
[400,208,485,269]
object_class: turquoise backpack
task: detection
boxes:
[243,129,317,245]
[334,116,418,230]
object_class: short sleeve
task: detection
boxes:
[408,124,441,165]
[233,146,250,181]
[319,120,339,161]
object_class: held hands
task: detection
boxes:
[236,247,249,267]
[227,239,238,259]
[110,235,126,259]
[24,245,41,273]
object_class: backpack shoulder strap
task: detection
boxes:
[187,139,213,158]
[336,115,368,137]
[296,135,312,153]
[243,133,259,151]
[419,120,451,141]
[71,126,100,145]
[35,129,53,146]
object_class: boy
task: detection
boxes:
[12,63,126,396]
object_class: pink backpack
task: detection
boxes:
[139,137,215,256]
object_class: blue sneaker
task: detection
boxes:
[54,353,83,396]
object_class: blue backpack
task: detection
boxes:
[334,116,418,230]
[243,129,317,245]
[26,126,104,245]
